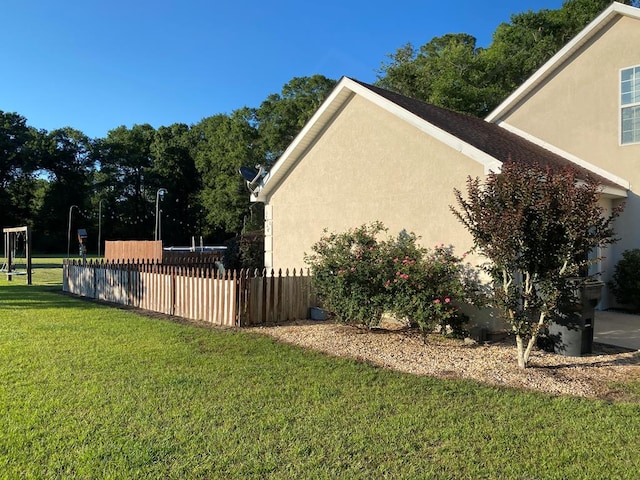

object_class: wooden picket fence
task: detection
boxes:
[62,260,317,327]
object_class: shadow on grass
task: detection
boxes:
[0,285,100,310]
[30,263,63,269]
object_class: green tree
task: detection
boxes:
[452,162,621,368]
[94,124,156,241]
[378,34,501,117]
[609,249,640,312]
[377,0,637,117]
[149,123,201,246]
[192,109,261,235]
[483,0,622,94]
[255,75,337,165]
[0,111,38,229]
[35,127,96,252]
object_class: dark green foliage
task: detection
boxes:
[255,75,337,165]
[452,161,621,367]
[192,109,261,234]
[148,123,201,246]
[610,249,640,312]
[0,75,336,252]
[377,34,502,117]
[0,110,40,229]
[377,0,635,117]
[34,127,97,250]
[93,124,156,242]
[305,222,483,335]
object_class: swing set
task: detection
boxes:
[1,226,32,285]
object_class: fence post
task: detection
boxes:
[236,269,245,327]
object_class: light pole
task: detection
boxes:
[98,199,105,258]
[155,188,167,241]
[67,205,79,258]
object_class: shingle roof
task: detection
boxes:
[351,79,620,189]
[256,76,627,202]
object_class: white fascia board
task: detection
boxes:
[495,121,630,194]
[486,3,640,123]
[255,77,355,202]
[345,80,503,175]
[256,76,504,201]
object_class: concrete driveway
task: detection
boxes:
[594,310,640,350]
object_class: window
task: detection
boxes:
[621,66,640,145]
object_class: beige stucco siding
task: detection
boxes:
[497,16,640,181]
[265,94,484,269]
[495,15,640,302]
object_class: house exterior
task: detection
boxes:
[249,1,639,314]
[486,1,640,308]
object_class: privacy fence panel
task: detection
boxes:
[63,260,317,327]
[104,240,163,263]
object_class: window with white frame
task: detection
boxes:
[621,66,640,145]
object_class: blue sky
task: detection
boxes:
[1,0,564,139]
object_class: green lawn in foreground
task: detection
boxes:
[1,265,640,478]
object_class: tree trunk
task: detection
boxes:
[516,335,526,369]
[515,311,546,369]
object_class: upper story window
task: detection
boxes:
[621,66,640,145]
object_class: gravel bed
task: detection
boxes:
[246,320,640,401]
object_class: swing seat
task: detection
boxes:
[3,226,32,285]
[5,271,27,276]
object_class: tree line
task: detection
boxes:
[1,0,633,262]
[0,75,336,259]
[377,0,638,116]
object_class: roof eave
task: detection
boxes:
[254,76,355,202]
[486,2,640,123]
[496,122,631,191]
[255,76,503,201]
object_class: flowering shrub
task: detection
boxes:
[383,238,474,339]
[305,222,482,335]
[304,223,388,327]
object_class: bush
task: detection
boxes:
[304,223,387,327]
[305,222,482,337]
[385,241,475,339]
[610,249,640,312]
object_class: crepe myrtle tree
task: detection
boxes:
[451,161,622,368]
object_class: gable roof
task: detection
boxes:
[486,1,640,123]
[254,76,627,202]
[354,80,627,191]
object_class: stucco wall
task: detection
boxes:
[495,15,640,305]
[496,16,640,180]
[264,94,485,271]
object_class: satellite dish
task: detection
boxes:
[239,165,266,194]
[239,166,259,183]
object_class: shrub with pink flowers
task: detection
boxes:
[305,222,482,335]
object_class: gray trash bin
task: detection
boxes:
[548,278,604,357]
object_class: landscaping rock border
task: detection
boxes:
[247,320,640,401]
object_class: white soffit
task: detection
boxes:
[255,77,354,202]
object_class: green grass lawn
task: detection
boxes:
[1,259,640,478]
